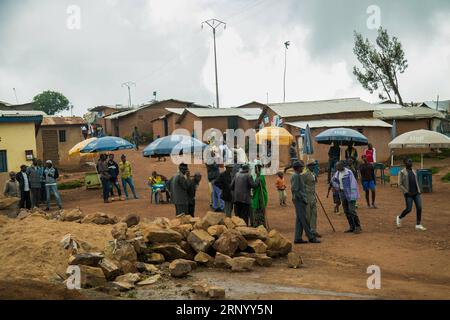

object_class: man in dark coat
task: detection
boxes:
[231,164,257,225]
[16,165,31,209]
[187,172,202,217]
[170,163,190,216]
[215,164,234,217]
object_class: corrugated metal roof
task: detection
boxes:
[41,116,85,126]
[268,98,375,118]
[286,118,392,129]
[104,107,141,119]
[421,100,450,112]
[184,107,262,120]
[0,110,46,117]
[374,107,445,120]
[165,108,185,115]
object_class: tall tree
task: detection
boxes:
[353,27,408,105]
[33,90,70,115]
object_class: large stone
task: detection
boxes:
[169,215,193,228]
[213,230,247,256]
[207,225,228,238]
[137,274,162,286]
[148,243,187,260]
[135,262,160,274]
[120,260,139,274]
[81,212,118,225]
[115,272,142,284]
[203,211,226,226]
[111,281,135,291]
[104,240,138,262]
[68,252,104,267]
[230,257,255,272]
[60,234,79,251]
[187,229,215,253]
[76,265,107,288]
[111,222,128,240]
[223,217,236,229]
[208,286,226,299]
[121,214,140,227]
[247,239,267,254]
[287,252,303,268]
[169,259,192,277]
[0,196,19,210]
[145,226,183,243]
[194,252,214,266]
[265,230,292,257]
[236,226,267,240]
[17,209,31,220]
[253,254,273,267]
[180,240,196,261]
[146,252,165,264]
[60,208,85,222]
[214,252,233,269]
[172,224,193,240]
[231,216,247,227]
[98,257,122,281]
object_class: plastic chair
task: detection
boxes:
[388,166,401,187]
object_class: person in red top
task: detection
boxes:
[364,143,377,164]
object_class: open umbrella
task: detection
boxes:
[80,136,135,153]
[315,127,368,146]
[255,126,293,145]
[388,129,450,168]
[68,137,97,158]
[143,134,206,157]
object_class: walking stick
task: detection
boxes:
[315,192,336,232]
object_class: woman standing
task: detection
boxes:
[251,164,268,228]
[97,154,111,203]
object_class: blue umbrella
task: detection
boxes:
[143,135,207,157]
[302,124,314,155]
[315,127,368,146]
[80,136,135,153]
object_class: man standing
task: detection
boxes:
[81,125,88,140]
[16,165,31,210]
[215,164,234,217]
[132,127,140,151]
[345,142,358,162]
[97,154,111,203]
[332,161,361,233]
[396,159,426,231]
[27,159,42,208]
[364,143,377,164]
[304,159,321,238]
[231,164,256,225]
[118,154,139,200]
[187,172,202,217]
[291,161,320,244]
[3,171,20,198]
[284,141,298,173]
[170,163,190,216]
[327,142,341,183]
[44,160,62,210]
[359,155,377,208]
[107,154,122,200]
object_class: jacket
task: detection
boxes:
[399,168,422,194]
[119,161,133,179]
[44,167,59,185]
[170,172,189,205]
[97,160,110,180]
[251,175,268,209]
[331,168,360,201]
[215,170,233,202]
[206,163,220,182]
[3,179,20,197]
[302,169,317,203]
[26,165,43,188]
[16,171,30,192]
[290,172,307,203]
[107,160,120,179]
[231,169,256,204]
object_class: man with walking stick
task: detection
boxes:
[304,159,321,238]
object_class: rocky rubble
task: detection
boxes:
[59,211,300,299]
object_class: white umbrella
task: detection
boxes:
[388,129,450,168]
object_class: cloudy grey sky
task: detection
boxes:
[0,0,449,116]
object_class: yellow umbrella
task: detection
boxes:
[68,138,97,157]
[255,126,293,145]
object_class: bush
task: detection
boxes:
[442,172,450,183]
[430,167,439,174]
[58,179,84,190]
[140,131,153,144]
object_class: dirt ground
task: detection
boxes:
[0,149,449,300]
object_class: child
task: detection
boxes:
[327,181,341,214]
[275,171,287,206]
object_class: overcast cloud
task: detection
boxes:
[0,0,449,116]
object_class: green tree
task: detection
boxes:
[353,27,408,105]
[33,90,70,115]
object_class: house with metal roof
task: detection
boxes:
[419,100,450,113]
[0,110,44,185]
[35,116,87,169]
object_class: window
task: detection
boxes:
[59,130,67,143]
[0,150,7,173]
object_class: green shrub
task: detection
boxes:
[58,179,84,190]
[442,172,450,183]
[430,167,439,174]
[140,131,153,144]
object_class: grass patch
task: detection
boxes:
[442,172,450,183]
[430,167,440,174]
[57,179,84,190]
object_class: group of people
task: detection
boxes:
[3,158,62,211]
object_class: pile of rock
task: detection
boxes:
[61,211,301,299]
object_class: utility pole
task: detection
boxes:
[12,88,18,104]
[122,81,136,108]
[283,41,290,103]
[202,18,226,108]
